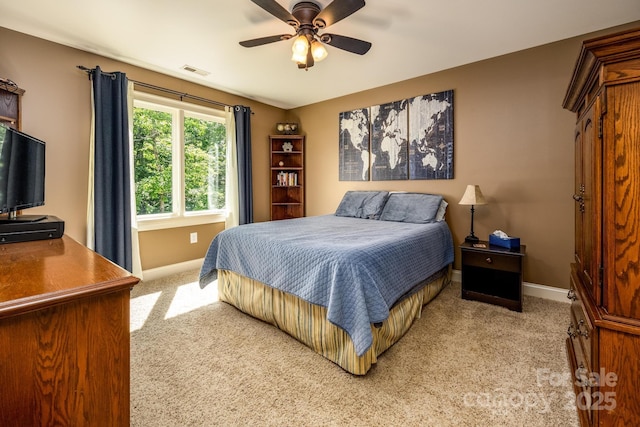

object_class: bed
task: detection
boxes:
[199,191,454,375]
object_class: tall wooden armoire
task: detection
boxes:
[563,27,640,427]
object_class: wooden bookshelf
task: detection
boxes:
[270,135,304,220]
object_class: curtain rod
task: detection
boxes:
[77,65,232,109]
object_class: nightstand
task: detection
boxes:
[460,240,526,312]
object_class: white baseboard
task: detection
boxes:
[451,269,569,303]
[141,258,204,282]
[523,282,570,303]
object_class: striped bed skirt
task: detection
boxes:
[217,266,451,375]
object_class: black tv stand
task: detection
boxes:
[0,215,64,243]
[0,214,48,224]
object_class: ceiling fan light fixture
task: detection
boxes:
[240,0,371,70]
[291,50,307,64]
[291,35,309,55]
[310,39,328,62]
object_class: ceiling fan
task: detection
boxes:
[240,0,372,70]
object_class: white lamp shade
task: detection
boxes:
[459,185,487,205]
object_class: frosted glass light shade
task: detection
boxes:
[311,40,328,61]
[291,35,309,55]
[291,50,307,64]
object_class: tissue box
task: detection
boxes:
[489,234,520,249]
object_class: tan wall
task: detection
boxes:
[0,27,285,270]
[289,22,640,289]
[138,223,224,270]
[3,22,638,285]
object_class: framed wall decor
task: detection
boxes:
[338,89,454,181]
[370,100,408,181]
[408,90,454,179]
[339,108,370,181]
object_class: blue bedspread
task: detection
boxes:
[199,215,454,356]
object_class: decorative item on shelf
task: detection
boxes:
[278,161,284,167]
[282,142,293,152]
[458,184,487,243]
[276,171,298,186]
[276,122,298,135]
[0,77,20,92]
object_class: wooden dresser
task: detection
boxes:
[0,235,139,426]
[563,28,640,426]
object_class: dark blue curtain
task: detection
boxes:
[92,66,132,271]
[234,105,253,225]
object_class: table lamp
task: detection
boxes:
[459,185,487,243]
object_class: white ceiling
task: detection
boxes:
[2,0,640,109]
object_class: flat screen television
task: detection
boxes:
[0,123,46,222]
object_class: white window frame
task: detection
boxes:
[133,91,227,231]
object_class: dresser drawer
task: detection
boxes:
[566,334,594,426]
[570,302,593,371]
[462,250,521,273]
[567,280,593,373]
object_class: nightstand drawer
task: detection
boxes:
[462,250,521,273]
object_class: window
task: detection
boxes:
[132,92,226,229]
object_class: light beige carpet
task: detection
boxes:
[130,270,580,427]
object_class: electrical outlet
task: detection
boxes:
[190,232,198,244]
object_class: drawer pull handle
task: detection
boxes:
[576,363,597,387]
[567,323,577,338]
[567,289,577,301]
[485,257,493,264]
[577,319,590,338]
[576,363,587,386]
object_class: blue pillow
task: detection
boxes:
[335,191,390,219]
[379,192,444,223]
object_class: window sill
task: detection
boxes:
[136,213,226,232]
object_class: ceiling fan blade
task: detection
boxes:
[321,33,371,55]
[240,34,292,48]
[314,0,366,28]
[250,0,298,26]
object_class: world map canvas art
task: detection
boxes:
[371,100,408,180]
[408,90,454,179]
[339,108,370,181]
[338,89,454,181]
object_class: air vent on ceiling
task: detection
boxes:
[180,64,210,77]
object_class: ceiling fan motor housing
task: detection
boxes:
[292,2,323,37]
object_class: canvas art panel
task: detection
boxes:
[408,90,454,179]
[370,100,408,181]
[339,108,370,181]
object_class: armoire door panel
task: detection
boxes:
[576,103,599,301]
[605,82,640,319]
